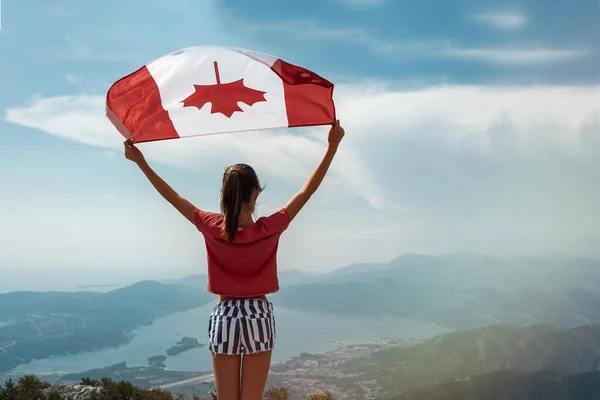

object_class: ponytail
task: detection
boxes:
[220,165,261,243]
[221,171,243,242]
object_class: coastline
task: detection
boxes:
[2,305,447,387]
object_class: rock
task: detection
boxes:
[42,384,103,400]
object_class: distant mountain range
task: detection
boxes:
[266,254,600,329]
[315,253,600,292]
[2,253,600,378]
[271,278,600,329]
[158,268,323,289]
[170,253,600,293]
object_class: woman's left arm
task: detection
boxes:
[124,140,197,224]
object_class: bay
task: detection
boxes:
[9,302,449,376]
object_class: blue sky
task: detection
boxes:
[0,0,599,291]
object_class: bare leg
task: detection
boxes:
[240,350,272,400]
[213,354,241,399]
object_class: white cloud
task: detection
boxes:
[5,95,117,148]
[240,20,588,64]
[334,84,596,135]
[470,12,529,30]
[4,92,405,219]
[4,83,600,272]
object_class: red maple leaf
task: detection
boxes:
[181,61,267,118]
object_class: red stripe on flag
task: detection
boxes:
[106,66,179,143]
[271,59,336,128]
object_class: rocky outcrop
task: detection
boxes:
[42,384,103,399]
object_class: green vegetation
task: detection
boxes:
[264,386,290,399]
[0,375,205,400]
[0,281,214,374]
[396,370,600,400]
[86,378,180,400]
[339,324,600,397]
[0,375,52,400]
[266,324,600,398]
[0,376,332,399]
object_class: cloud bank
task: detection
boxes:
[5,82,600,269]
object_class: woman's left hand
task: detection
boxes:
[124,139,145,165]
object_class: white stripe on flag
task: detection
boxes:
[146,46,289,138]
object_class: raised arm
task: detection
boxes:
[284,120,345,222]
[124,140,197,224]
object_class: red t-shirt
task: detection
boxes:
[193,208,290,298]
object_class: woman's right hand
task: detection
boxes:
[328,120,345,147]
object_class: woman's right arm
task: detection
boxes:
[124,140,198,225]
[284,120,345,222]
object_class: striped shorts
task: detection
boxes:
[208,299,276,356]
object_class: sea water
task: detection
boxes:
[8,302,448,376]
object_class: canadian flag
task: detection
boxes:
[106,46,336,143]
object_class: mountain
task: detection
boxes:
[164,254,600,294]
[315,253,600,293]
[271,277,600,329]
[268,324,600,399]
[269,254,600,329]
[0,282,213,374]
[396,370,600,400]
[324,261,394,277]
[341,324,600,397]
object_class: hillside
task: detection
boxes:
[0,281,213,374]
[269,324,600,399]
[342,324,600,397]
[396,370,600,400]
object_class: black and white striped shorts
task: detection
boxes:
[208,299,276,356]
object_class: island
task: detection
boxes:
[148,355,167,368]
[166,337,206,356]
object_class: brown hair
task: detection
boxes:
[220,163,262,242]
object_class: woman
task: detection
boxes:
[124,120,345,399]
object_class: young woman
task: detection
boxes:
[124,120,345,399]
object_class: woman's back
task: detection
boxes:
[194,208,291,297]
